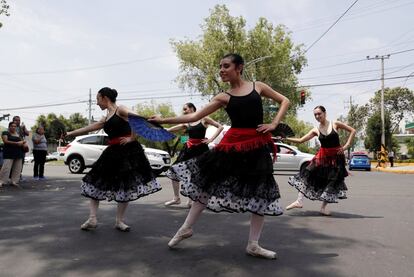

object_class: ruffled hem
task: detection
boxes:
[170,156,283,216]
[288,174,347,203]
[81,179,161,202]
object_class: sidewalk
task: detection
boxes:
[371,163,414,174]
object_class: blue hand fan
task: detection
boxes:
[128,114,176,142]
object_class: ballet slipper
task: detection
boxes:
[246,241,278,260]
[168,227,193,248]
[115,221,131,232]
[80,217,97,230]
[319,209,331,216]
[286,201,303,210]
[164,198,181,206]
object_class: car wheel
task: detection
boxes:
[300,162,309,176]
[68,156,85,174]
[366,168,371,171]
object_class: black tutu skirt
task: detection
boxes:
[167,143,209,181]
[168,144,283,216]
[288,152,348,203]
[81,141,161,202]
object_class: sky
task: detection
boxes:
[0,0,413,130]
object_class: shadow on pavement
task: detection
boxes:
[0,178,372,277]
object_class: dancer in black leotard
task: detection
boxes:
[164,103,223,207]
[150,53,290,259]
[65,87,161,231]
[285,106,355,215]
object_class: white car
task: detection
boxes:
[273,142,314,174]
[62,134,171,175]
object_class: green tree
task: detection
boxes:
[364,112,392,153]
[0,0,10,29]
[369,87,414,133]
[170,4,307,124]
[406,138,414,158]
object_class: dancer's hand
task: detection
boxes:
[256,123,276,133]
[202,138,212,144]
[148,115,163,124]
[119,136,134,145]
[337,147,345,155]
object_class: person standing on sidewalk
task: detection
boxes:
[13,116,29,181]
[164,102,223,208]
[64,87,161,232]
[284,106,355,215]
[150,53,290,259]
[388,149,394,167]
[32,126,48,180]
[0,122,26,187]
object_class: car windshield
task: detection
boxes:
[352,155,368,159]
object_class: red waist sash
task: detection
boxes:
[313,146,343,166]
[186,138,204,148]
[215,128,277,161]
[108,135,132,145]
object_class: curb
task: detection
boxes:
[371,167,414,174]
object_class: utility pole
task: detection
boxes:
[366,54,390,147]
[88,88,92,124]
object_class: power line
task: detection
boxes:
[305,0,359,53]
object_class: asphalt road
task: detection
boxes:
[0,164,413,277]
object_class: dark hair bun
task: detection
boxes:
[98,87,118,102]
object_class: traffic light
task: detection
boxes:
[300,91,306,105]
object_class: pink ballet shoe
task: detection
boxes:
[319,209,331,216]
[115,221,131,232]
[80,217,97,230]
[164,198,181,206]
[286,201,303,210]
[168,227,193,248]
[246,241,278,260]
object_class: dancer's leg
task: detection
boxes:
[165,180,181,206]
[81,199,99,230]
[286,192,304,210]
[168,200,206,247]
[246,214,277,259]
[115,202,130,231]
[320,201,331,216]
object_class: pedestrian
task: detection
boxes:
[0,121,27,187]
[32,126,48,180]
[164,102,223,208]
[388,149,394,167]
[64,87,161,232]
[150,53,290,259]
[12,116,29,181]
[284,106,356,215]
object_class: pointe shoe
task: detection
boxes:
[168,227,193,248]
[164,198,181,206]
[246,241,278,260]
[286,201,303,210]
[115,222,131,232]
[320,209,331,216]
[80,218,97,230]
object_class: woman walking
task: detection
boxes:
[164,102,223,207]
[65,87,161,231]
[151,53,289,259]
[32,126,48,180]
[285,106,355,215]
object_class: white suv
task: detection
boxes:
[62,134,171,175]
[273,142,314,174]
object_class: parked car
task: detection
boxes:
[273,142,314,174]
[61,134,171,174]
[24,152,62,163]
[348,152,371,171]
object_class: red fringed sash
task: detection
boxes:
[108,135,131,145]
[186,138,204,148]
[215,128,277,161]
[312,146,343,166]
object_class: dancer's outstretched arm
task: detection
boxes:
[285,128,318,144]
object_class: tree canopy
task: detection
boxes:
[170,4,307,124]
